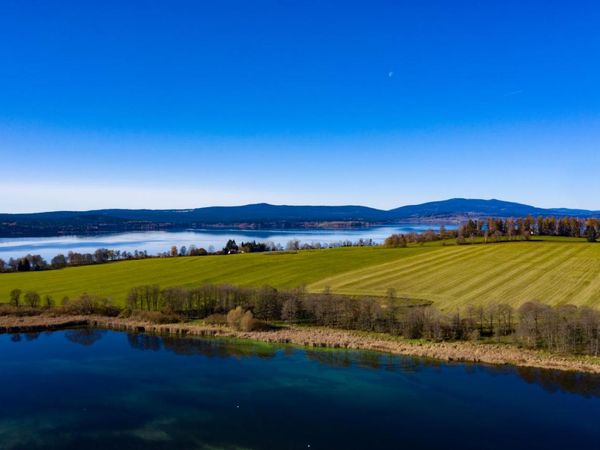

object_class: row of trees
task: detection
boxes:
[459,217,600,242]
[0,237,380,273]
[0,249,152,273]
[5,282,600,356]
[1,289,119,316]
[384,229,446,247]
[124,283,600,356]
[384,217,600,248]
[6,288,52,308]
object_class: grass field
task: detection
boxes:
[310,241,600,309]
[1,239,600,309]
[0,246,435,306]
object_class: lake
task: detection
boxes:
[0,224,451,261]
[1,329,599,449]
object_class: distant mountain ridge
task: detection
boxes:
[389,198,599,219]
[1,198,598,237]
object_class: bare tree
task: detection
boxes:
[9,289,22,307]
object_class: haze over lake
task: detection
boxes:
[0,224,450,261]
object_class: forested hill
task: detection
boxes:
[0,199,598,237]
[389,198,598,218]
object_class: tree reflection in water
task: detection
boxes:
[121,330,600,398]
[65,328,106,346]
[127,332,279,359]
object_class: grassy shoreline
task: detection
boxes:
[2,314,600,374]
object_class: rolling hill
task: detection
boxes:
[1,198,598,237]
[1,239,600,309]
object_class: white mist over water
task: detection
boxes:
[0,224,452,261]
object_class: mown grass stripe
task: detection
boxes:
[2,241,600,309]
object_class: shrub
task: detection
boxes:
[226,307,266,331]
[118,308,133,319]
[227,306,245,329]
[24,291,41,308]
[44,295,54,308]
[9,289,22,307]
[240,310,256,331]
[204,313,227,326]
[59,293,120,316]
[131,310,181,324]
[384,234,407,248]
[0,304,43,317]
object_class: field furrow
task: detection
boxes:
[2,241,600,309]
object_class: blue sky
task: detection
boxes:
[1,0,599,212]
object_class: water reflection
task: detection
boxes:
[0,225,452,261]
[9,332,45,342]
[126,332,279,359]
[516,366,600,398]
[8,327,600,398]
[123,331,600,398]
[127,333,162,352]
[65,329,106,347]
[1,328,600,449]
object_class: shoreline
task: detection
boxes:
[2,314,600,374]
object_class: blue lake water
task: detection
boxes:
[0,225,451,261]
[1,329,599,449]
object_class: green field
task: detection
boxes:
[311,241,600,309]
[1,240,600,309]
[0,246,434,305]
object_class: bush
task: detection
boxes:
[0,304,43,317]
[9,289,22,307]
[204,313,227,326]
[24,291,41,308]
[240,310,256,331]
[118,308,133,319]
[131,310,181,324]
[384,234,407,248]
[59,293,120,316]
[227,306,244,329]
[228,307,270,331]
[44,295,54,308]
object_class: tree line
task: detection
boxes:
[124,284,600,356]
[0,249,152,273]
[4,216,597,272]
[383,217,600,248]
[0,237,378,274]
[458,216,599,242]
[4,282,600,356]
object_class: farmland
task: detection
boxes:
[0,246,432,305]
[311,240,600,309]
[1,239,600,309]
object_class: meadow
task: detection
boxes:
[0,246,431,305]
[311,240,600,309]
[1,239,600,309]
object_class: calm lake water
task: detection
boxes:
[0,225,451,261]
[1,329,599,449]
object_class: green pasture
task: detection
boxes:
[310,240,600,308]
[1,239,599,309]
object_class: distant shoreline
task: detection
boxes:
[2,314,599,375]
[2,198,598,238]
[0,220,453,239]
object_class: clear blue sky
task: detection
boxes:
[1,0,599,212]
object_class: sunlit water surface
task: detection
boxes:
[1,329,599,449]
[0,225,452,261]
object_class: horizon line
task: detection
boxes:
[2,197,598,216]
